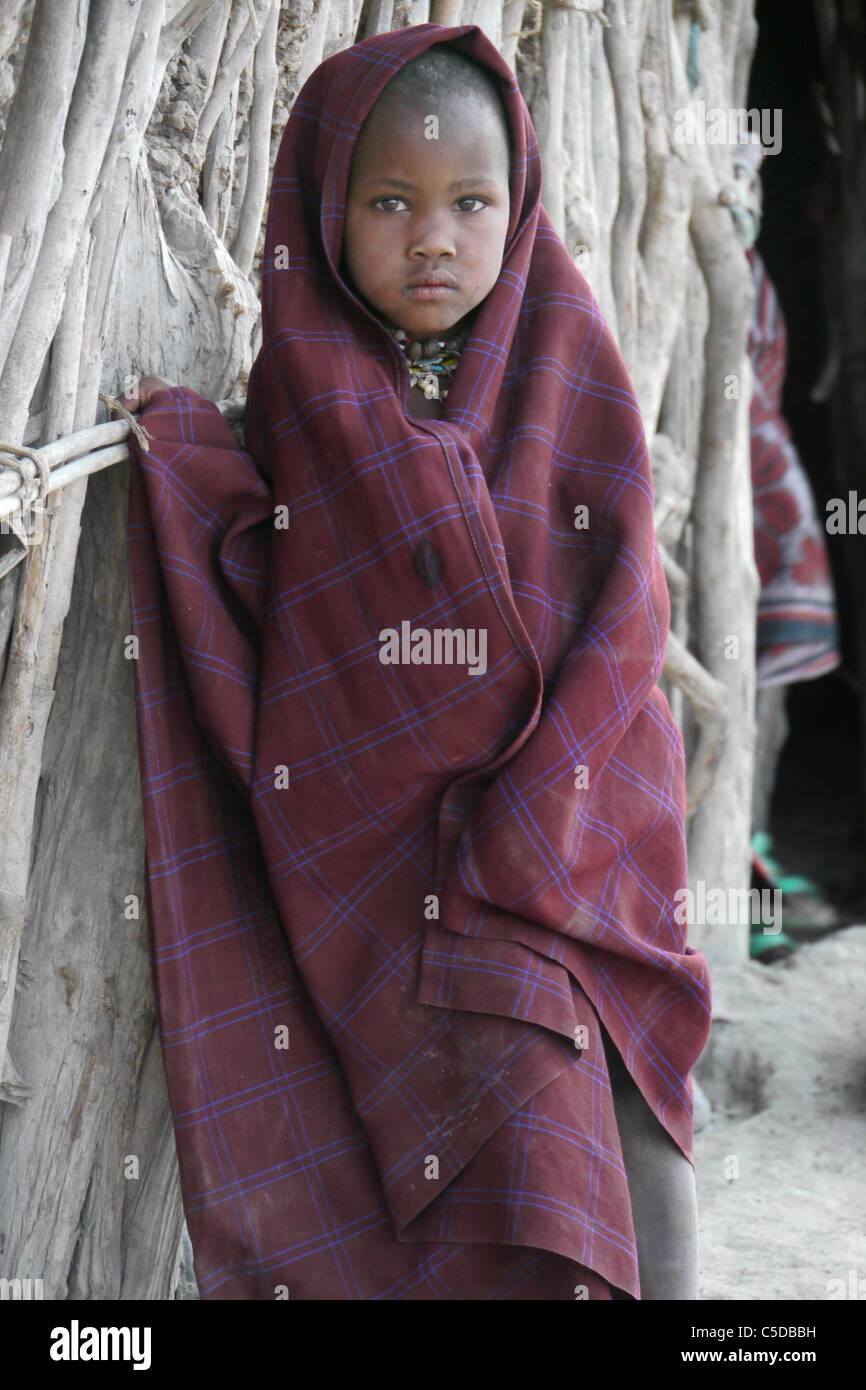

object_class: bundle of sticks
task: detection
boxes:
[0,394,243,579]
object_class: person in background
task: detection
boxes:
[730,133,842,963]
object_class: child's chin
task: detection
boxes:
[392,305,468,338]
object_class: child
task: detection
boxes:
[123,22,711,1300]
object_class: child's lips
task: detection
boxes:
[404,271,459,300]
[404,283,458,299]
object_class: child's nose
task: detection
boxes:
[407,213,456,260]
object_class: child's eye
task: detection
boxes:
[371,195,489,213]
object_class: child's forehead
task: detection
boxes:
[352,91,512,170]
[365,83,505,125]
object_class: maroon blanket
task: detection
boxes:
[126,21,711,1300]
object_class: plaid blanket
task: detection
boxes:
[125,21,711,1300]
[747,246,840,685]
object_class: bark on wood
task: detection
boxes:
[0,0,82,387]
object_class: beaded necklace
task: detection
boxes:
[387,322,471,401]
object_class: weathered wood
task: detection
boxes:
[232,0,279,274]
[0,454,183,1298]
[0,0,82,387]
[603,0,646,371]
[670,5,759,960]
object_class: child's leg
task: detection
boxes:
[602,1025,699,1300]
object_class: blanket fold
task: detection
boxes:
[125,21,711,1301]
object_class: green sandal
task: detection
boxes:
[751,831,840,943]
[751,831,827,901]
[749,927,799,961]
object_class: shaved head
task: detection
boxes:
[371,47,512,159]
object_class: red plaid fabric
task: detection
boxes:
[126,22,711,1300]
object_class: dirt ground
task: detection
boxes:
[693,922,866,1301]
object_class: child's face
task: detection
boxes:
[342,92,511,339]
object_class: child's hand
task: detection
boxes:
[114,375,177,415]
